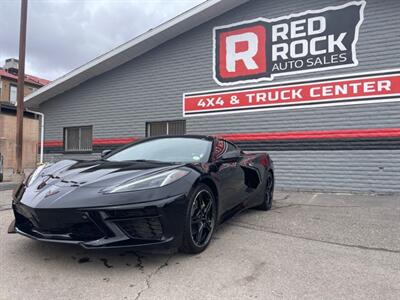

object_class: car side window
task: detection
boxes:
[225,141,238,152]
[214,139,238,160]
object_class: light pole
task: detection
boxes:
[16,0,28,174]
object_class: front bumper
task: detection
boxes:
[11,194,187,249]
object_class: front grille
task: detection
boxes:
[14,208,104,242]
[115,217,163,240]
[69,222,104,241]
[105,207,158,219]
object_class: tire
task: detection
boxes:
[179,184,217,254]
[0,173,3,182]
[257,171,274,211]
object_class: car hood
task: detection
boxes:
[18,159,187,208]
[30,159,185,188]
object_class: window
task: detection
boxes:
[64,126,93,152]
[9,84,17,104]
[214,139,238,159]
[107,137,212,163]
[146,120,186,137]
[225,141,238,152]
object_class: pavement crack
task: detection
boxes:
[230,221,400,254]
[134,254,173,300]
[134,278,150,300]
[274,195,290,201]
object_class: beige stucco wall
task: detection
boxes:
[0,114,39,174]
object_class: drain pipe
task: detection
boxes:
[26,109,44,164]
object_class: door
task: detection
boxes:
[213,139,246,212]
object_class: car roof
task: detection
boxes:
[144,135,215,141]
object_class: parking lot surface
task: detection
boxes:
[0,189,399,300]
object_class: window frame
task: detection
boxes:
[225,140,239,152]
[63,125,93,153]
[146,119,186,137]
[9,84,17,105]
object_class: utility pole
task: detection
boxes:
[16,0,28,174]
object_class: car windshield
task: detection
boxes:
[106,137,212,163]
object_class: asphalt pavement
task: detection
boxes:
[0,189,399,300]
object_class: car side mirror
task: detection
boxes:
[101,149,112,158]
[220,150,241,162]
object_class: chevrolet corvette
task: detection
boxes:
[9,135,274,254]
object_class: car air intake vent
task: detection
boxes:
[14,210,103,242]
[69,223,104,241]
[115,217,163,240]
[106,207,158,219]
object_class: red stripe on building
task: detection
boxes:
[218,128,400,141]
[43,128,400,148]
[92,137,138,145]
[43,140,63,147]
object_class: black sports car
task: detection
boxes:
[9,135,274,253]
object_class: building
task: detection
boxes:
[0,58,49,104]
[0,104,39,180]
[24,0,400,193]
[0,59,48,180]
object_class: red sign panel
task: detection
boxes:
[218,25,267,80]
[183,71,400,116]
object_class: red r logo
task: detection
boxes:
[216,24,267,82]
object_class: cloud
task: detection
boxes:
[0,0,203,80]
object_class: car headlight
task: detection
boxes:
[105,169,189,193]
[26,164,47,186]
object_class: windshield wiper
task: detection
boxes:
[129,159,165,163]
[106,159,181,164]
[131,159,185,164]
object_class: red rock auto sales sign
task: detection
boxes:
[183,71,400,116]
[213,1,366,86]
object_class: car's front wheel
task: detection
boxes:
[180,184,217,254]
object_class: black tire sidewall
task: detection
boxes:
[257,171,274,211]
[265,172,274,209]
[180,184,217,254]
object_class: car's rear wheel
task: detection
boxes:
[180,184,217,254]
[257,171,274,211]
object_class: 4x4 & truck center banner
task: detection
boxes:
[183,70,400,116]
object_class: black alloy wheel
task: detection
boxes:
[180,184,217,254]
[257,171,274,211]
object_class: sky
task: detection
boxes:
[0,0,204,81]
